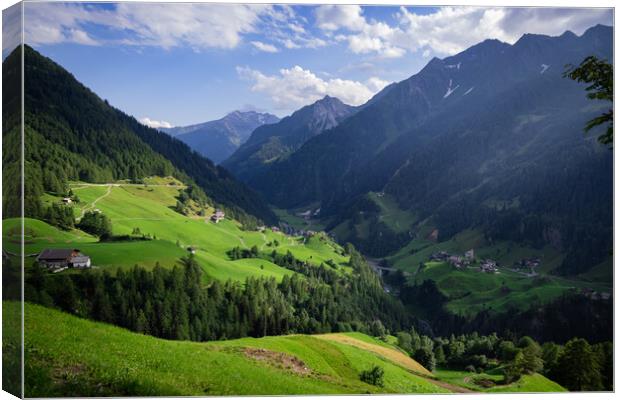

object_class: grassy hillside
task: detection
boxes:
[9,302,450,396]
[4,179,349,283]
[367,192,417,234]
[434,368,566,393]
[387,230,611,316]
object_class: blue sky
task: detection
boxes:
[5,3,613,127]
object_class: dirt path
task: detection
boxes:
[78,184,112,220]
[71,183,186,188]
[427,378,474,393]
[259,232,267,250]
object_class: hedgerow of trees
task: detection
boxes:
[394,327,612,391]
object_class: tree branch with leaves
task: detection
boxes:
[564,56,613,146]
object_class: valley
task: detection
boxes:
[1,13,614,397]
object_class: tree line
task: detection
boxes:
[392,327,612,391]
[25,246,412,342]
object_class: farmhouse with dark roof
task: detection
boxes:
[36,249,91,269]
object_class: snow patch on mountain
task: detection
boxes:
[463,87,474,96]
[443,79,460,98]
[540,64,550,74]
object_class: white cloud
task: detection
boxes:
[251,41,279,53]
[315,5,366,31]
[315,5,405,58]
[366,77,391,92]
[19,3,613,68]
[23,3,104,46]
[237,65,391,111]
[396,7,613,56]
[139,117,173,129]
[23,2,286,51]
[314,5,612,58]
[113,3,271,50]
[2,3,22,57]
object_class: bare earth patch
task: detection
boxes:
[243,348,311,375]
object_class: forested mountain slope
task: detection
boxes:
[223,95,357,182]
[248,25,613,272]
[2,45,276,224]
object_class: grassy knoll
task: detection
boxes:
[434,368,566,393]
[10,302,449,397]
[5,179,349,283]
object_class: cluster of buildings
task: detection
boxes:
[580,288,611,301]
[513,257,541,270]
[36,248,92,271]
[277,222,321,238]
[429,249,475,269]
[428,249,499,273]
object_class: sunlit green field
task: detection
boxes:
[3,179,349,283]
[10,302,449,397]
[5,302,566,397]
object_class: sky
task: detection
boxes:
[2,2,613,127]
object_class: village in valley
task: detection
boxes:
[428,248,545,275]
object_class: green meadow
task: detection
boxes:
[10,302,450,397]
[367,191,417,233]
[4,179,349,283]
[387,229,611,316]
[6,302,566,397]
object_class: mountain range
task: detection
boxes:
[226,25,613,273]
[162,111,279,164]
[223,95,357,182]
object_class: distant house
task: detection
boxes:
[36,249,91,269]
[187,246,196,254]
[271,226,280,232]
[62,197,72,204]
[464,249,475,261]
[449,255,471,269]
[479,259,499,273]
[211,210,225,223]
